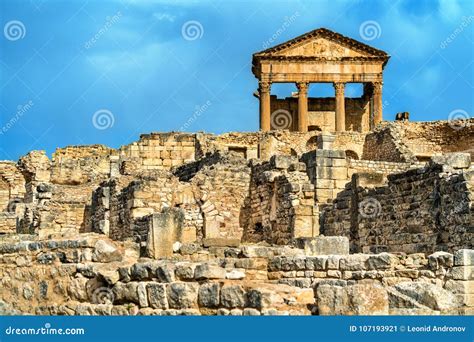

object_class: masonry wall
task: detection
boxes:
[0,234,472,316]
[243,156,316,245]
[322,164,474,254]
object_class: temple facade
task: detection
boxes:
[252,28,390,133]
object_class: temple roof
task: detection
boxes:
[253,27,389,62]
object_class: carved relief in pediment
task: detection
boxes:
[276,38,366,58]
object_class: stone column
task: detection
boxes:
[259,81,271,131]
[297,82,309,132]
[334,82,345,132]
[372,81,383,126]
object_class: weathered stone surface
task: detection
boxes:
[147,283,168,309]
[431,153,471,169]
[220,285,247,308]
[198,283,220,308]
[194,264,226,280]
[393,281,459,311]
[167,282,199,309]
[297,236,349,256]
[316,283,388,315]
[92,240,122,263]
[454,249,474,266]
[146,208,185,259]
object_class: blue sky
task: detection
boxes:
[0,0,473,161]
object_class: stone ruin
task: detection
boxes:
[0,28,473,316]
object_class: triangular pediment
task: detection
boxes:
[254,28,388,59]
[273,37,368,58]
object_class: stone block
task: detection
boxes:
[147,283,168,309]
[167,282,199,309]
[340,254,370,271]
[454,249,474,266]
[317,283,388,315]
[145,208,185,259]
[92,239,122,263]
[194,263,226,280]
[220,285,247,308]
[198,283,220,307]
[445,280,474,294]
[316,133,336,150]
[451,266,474,280]
[431,153,471,169]
[297,236,349,256]
[293,215,314,239]
[202,238,240,248]
[394,281,460,311]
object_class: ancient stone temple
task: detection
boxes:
[252,28,389,132]
[0,27,473,317]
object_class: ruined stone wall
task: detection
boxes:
[0,233,472,316]
[332,132,367,160]
[362,124,416,162]
[119,133,196,173]
[51,145,114,185]
[0,161,25,212]
[95,154,251,245]
[322,163,474,254]
[399,120,474,159]
[243,156,316,245]
[347,159,424,178]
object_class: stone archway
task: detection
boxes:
[345,150,359,160]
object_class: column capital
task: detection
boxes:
[333,82,345,94]
[372,81,383,94]
[259,81,271,93]
[296,82,309,94]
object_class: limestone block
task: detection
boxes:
[226,269,246,280]
[316,283,388,315]
[293,215,314,239]
[431,153,471,169]
[92,239,122,263]
[317,134,336,150]
[297,236,349,256]
[340,254,370,271]
[147,283,168,309]
[220,285,247,308]
[445,280,474,294]
[167,282,199,309]
[198,283,220,307]
[202,238,240,248]
[393,281,460,311]
[137,283,149,308]
[451,266,474,280]
[194,263,226,280]
[454,249,474,266]
[146,208,185,259]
